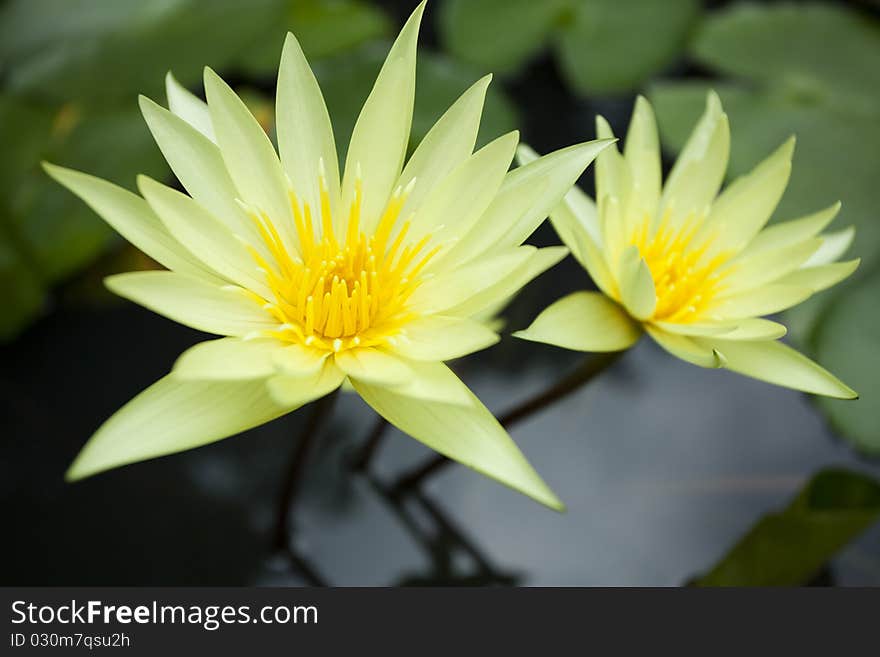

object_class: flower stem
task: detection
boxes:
[274,389,339,552]
[391,351,623,494]
[348,415,389,472]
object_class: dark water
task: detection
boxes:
[3,294,879,586]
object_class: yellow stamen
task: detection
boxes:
[244,170,436,352]
[629,211,732,323]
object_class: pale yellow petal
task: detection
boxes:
[659,91,729,228]
[137,175,270,297]
[386,360,473,406]
[105,271,276,337]
[42,163,217,282]
[173,337,283,381]
[514,291,641,352]
[139,96,260,245]
[165,71,214,142]
[409,131,517,244]
[445,246,568,318]
[646,325,724,368]
[722,237,822,294]
[204,67,297,255]
[341,2,424,233]
[398,75,490,215]
[617,245,656,320]
[700,338,857,399]
[67,375,292,481]
[743,202,841,255]
[277,32,341,236]
[335,347,413,386]
[701,137,794,253]
[267,360,346,406]
[776,259,860,292]
[392,315,499,361]
[352,377,563,510]
[409,248,534,314]
[710,284,813,319]
[273,343,329,376]
[623,95,661,215]
[803,227,855,267]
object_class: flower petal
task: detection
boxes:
[410,131,518,245]
[204,67,297,255]
[352,377,564,510]
[659,91,729,228]
[267,360,346,406]
[105,271,276,337]
[710,284,813,319]
[42,164,217,282]
[617,245,656,320]
[392,315,499,361]
[701,136,794,253]
[623,95,661,216]
[341,2,424,232]
[722,237,822,294]
[803,227,855,267]
[776,259,860,292]
[173,337,283,381]
[409,248,535,314]
[449,246,569,318]
[742,202,841,255]
[137,175,270,297]
[646,325,724,368]
[66,375,292,481]
[386,360,473,406]
[514,291,641,352]
[399,74,490,215]
[165,71,214,142]
[654,318,786,341]
[701,338,857,399]
[442,139,615,267]
[335,347,413,385]
[273,343,329,376]
[277,32,341,235]
[139,95,260,244]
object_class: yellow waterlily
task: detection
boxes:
[45,3,612,509]
[516,92,858,399]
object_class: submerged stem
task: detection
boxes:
[274,389,339,552]
[349,415,389,472]
[391,351,623,494]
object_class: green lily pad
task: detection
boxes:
[236,0,391,76]
[439,0,699,93]
[695,468,880,586]
[814,266,880,453]
[0,0,287,104]
[556,0,699,95]
[439,0,571,76]
[692,3,880,114]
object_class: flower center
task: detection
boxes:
[245,176,439,352]
[631,213,730,323]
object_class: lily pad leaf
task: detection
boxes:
[694,468,880,586]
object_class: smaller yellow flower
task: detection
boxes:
[516,92,858,399]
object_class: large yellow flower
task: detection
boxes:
[46,3,611,509]
[516,93,858,399]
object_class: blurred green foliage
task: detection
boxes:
[0,0,517,340]
[695,468,880,586]
[649,3,880,452]
[439,0,700,94]
[0,0,876,462]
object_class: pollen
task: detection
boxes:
[630,212,731,323]
[244,171,440,352]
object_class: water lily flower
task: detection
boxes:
[45,2,611,509]
[516,92,858,399]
